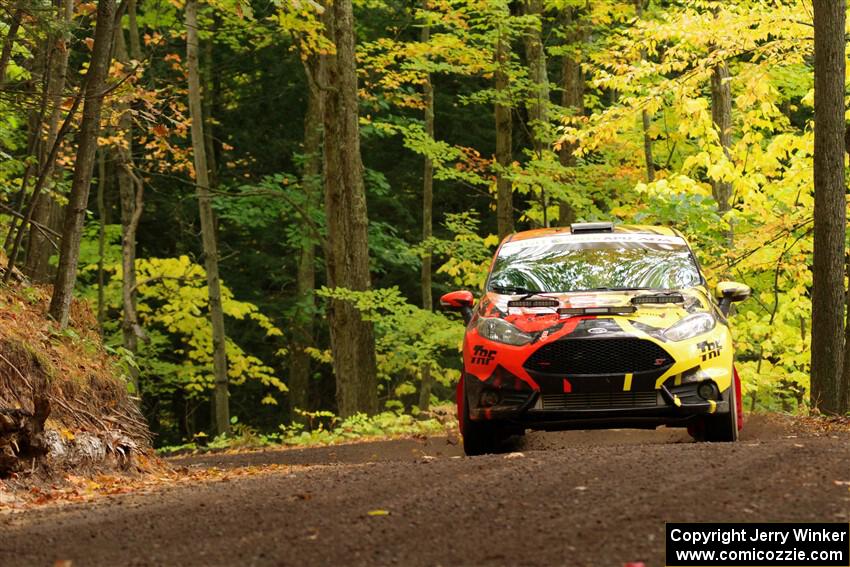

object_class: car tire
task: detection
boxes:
[461,391,509,456]
[701,374,739,442]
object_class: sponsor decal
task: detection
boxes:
[471,345,496,365]
[698,339,722,361]
[563,294,626,307]
[500,233,686,251]
[588,327,608,334]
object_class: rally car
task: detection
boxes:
[441,222,750,456]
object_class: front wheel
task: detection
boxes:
[699,376,739,442]
[459,384,510,456]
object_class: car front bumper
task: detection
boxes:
[464,373,731,431]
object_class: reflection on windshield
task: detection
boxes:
[488,241,701,293]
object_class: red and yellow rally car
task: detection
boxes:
[441,222,750,456]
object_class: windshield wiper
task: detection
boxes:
[576,286,654,292]
[490,285,543,296]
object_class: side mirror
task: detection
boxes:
[440,290,475,325]
[715,281,751,316]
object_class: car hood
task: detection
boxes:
[476,288,714,334]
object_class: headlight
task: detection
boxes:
[477,318,533,346]
[663,313,716,342]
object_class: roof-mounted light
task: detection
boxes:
[570,222,614,234]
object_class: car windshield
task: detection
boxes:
[488,235,702,293]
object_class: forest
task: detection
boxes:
[1,0,849,448]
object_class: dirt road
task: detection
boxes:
[1,416,848,566]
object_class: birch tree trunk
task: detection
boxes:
[321,0,379,417]
[186,0,230,433]
[811,0,846,415]
[49,0,117,327]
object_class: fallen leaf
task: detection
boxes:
[367,509,390,516]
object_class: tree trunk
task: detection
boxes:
[289,59,323,422]
[26,0,72,282]
[495,25,513,240]
[641,109,654,182]
[5,40,51,276]
[115,18,144,394]
[0,6,23,90]
[25,194,62,282]
[558,7,584,227]
[6,65,86,284]
[635,0,654,183]
[709,10,734,248]
[186,0,230,434]
[127,0,142,61]
[321,0,379,417]
[841,257,850,413]
[811,0,846,415]
[97,149,107,330]
[49,0,117,328]
[202,36,218,188]
[710,62,732,212]
[522,0,550,226]
[522,0,549,155]
[419,16,435,412]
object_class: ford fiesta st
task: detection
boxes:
[441,222,750,456]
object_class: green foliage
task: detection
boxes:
[5,0,842,447]
[77,228,286,407]
[421,211,499,289]
[315,286,463,404]
[278,409,448,446]
[157,408,451,454]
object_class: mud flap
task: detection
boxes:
[734,365,743,431]
[456,379,464,434]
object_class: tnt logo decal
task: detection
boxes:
[471,345,496,365]
[698,340,721,361]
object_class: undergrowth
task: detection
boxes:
[157,407,454,455]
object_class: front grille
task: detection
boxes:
[541,391,660,410]
[500,392,531,407]
[524,338,673,375]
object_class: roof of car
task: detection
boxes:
[505,224,682,243]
